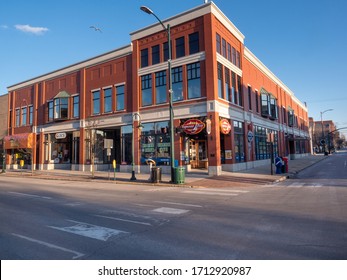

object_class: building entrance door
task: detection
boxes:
[189,139,208,169]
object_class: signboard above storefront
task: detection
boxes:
[55,132,66,139]
[182,119,205,135]
[220,119,231,134]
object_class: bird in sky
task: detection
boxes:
[89,26,102,33]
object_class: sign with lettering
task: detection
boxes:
[220,119,231,134]
[55,132,66,139]
[182,119,205,135]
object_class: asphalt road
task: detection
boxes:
[0,152,346,260]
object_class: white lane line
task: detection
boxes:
[49,220,128,241]
[154,201,203,208]
[8,191,52,200]
[12,233,84,259]
[94,214,152,226]
[182,190,238,196]
[152,207,190,215]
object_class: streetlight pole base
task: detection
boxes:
[130,171,137,181]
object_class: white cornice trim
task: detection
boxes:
[8,45,133,92]
[131,2,244,43]
[244,47,307,112]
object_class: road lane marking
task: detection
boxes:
[49,220,128,241]
[8,191,52,200]
[182,190,239,196]
[94,214,152,226]
[12,233,84,259]
[154,201,203,208]
[152,207,190,215]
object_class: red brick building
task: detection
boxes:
[5,2,310,175]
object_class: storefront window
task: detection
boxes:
[140,121,170,165]
[234,121,244,162]
[50,133,72,164]
[121,125,132,165]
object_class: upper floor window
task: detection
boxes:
[217,62,223,99]
[216,33,221,54]
[92,90,100,115]
[189,32,199,55]
[222,38,227,57]
[141,74,152,106]
[175,37,185,58]
[152,45,160,65]
[116,85,125,111]
[54,97,68,119]
[103,88,112,113]
[29,105,33,125]
[48,101,53,122]
[155,71,167,104]
[172,66,183,102]
[15,109,20,127]
[73,95,79,118]
[163,41,171,61]
[288,109,294,127]
[21,107,27,126]
[248,86,252,111]
[187,62,201,99]
[141,48,149,68]
[261,88,277,119]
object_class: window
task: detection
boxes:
[73,95,79,118]
[224,68,230,102]
[236,51,241,68]
[155,71,167,104]
[21,107,27,126]
[227,43,231,61]
[48,101,53,122]
[187,62,201,99]
[15,109,20,127]
[141,48,148,68]
[288,109,294,127]
[234,121,245,162]
[237,76,243,106]
[231,72,237,104]
[222,38,226,57]
[248,86,252,110]
[116,85,125,111]
[189,32,199,54]
[232,47,236,64]
[104,88,112,113]
[217,62,223,98]
[175,37,185,58]
[261,93,270,116]
[152,45,160,65]
[216,33,221,54]
[261,89,278,119]
[54,97,68,119]
[172,66,183,101]
[255,90,259,113]
[92,90,100,115]
[270,97,278,119]
[141,74,152,106]
[29,105,33,125]
[163,42,170,61]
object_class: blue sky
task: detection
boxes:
[1,0,346,135]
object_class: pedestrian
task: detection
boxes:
[275,155,283,174]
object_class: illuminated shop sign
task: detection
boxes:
[182,119,205,135]
[55,132,67,139]
[220,119,231,134]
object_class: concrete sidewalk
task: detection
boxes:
[1,154,327,188]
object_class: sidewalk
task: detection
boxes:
[1,154,327,188]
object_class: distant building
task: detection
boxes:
[0,93,8,169]
[310,117,337,153]
[4,2,310,175]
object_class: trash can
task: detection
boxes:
[282,157,288,173]
[151,167,162,183]
[174,166,185,184]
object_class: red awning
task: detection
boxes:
[4,133,34,149]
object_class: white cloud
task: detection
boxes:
[15,24,49,35]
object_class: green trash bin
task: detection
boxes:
[174,166,185,184]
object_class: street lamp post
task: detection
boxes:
[140,6,175,182]
[130,112,143,181]
[320,109,333,154]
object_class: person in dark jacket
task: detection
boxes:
[275,155,283,174]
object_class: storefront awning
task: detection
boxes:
[4,133,34,149]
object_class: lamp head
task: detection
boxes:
[140,6,153,15]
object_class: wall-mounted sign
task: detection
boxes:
[220,119,231,134]
[182,119,205,135]
[55,132,66,139]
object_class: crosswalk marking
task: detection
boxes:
[285,182,323,188]
[94,214,152,226]
[154,201,203,208]
[152,207,190,215]
[182,190,239,196]
[12,233,84,259]
[49,220,128,241]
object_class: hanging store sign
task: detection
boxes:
[220,119,231,134]
[182,119,205,135]
[55,132,66,139]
